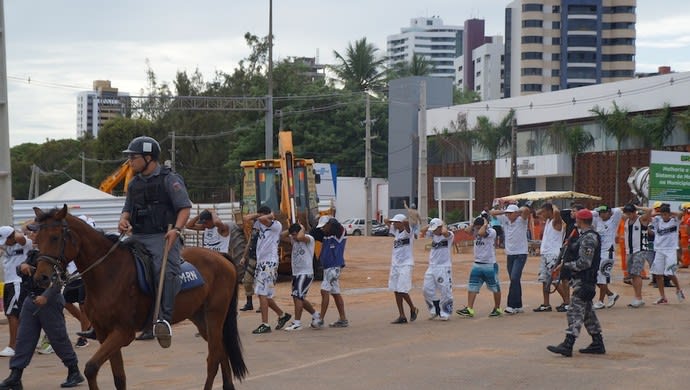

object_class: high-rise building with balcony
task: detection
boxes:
[76,80,129,138]
[504,0,636,97]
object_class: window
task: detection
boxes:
[604,6,635,14]
[521,52,543,60]
[568,51,597,62]
[521,84,542,92]
[552,53,561,61]
[552,37,561,45]
[602,70,634,78]
[602,37,635,45]
[552,21,561,29]
[567,67,597,79]
[522,68,543,76]
[522,36,544,44]
[522,20,543,28]
[551,85,560,91]
[552,5,561,13]
[568,5,598,15]
[567,35,597,46]
[523,4,543,12]
[602,22,635,30]
[568,18,597,31]
[552,69,560,77]
[602,54,634,62]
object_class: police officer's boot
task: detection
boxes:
[547,334,576,357]
[0,368,24,390]
[579,333,606,354]
[60,364,84,388]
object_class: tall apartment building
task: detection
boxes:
[504,0,636,97]
[455,35,505,101]
[387,17,464,81]
[76,80,129,138]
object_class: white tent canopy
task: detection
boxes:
[34,179,115,201]
[499,191,602,202]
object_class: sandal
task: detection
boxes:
[391,317,408,324]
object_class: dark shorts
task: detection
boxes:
[3,282,26,317]
[63,279,86,304]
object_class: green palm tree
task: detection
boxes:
[547,122,595,191]
[590,102,632,205]
[473,110,515,199]
[389,54,435,78]
[631,103,676,149]
[331,38,386,92]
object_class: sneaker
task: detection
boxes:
[428,313,439,320]
[239,303,254,312]
[0,347,15,357]
[489,308,502,317]
[284,322,302,331]
[438,314,449,321]
[606,293,620,308]
[592,301,605,310]
[556,303,569,312]
[153,320,173,348]
[136,329,155,340]
[275,313,292,330]
[252,323,272,334]
[653,297,668,305]
[533,304,552,312]
[676,289,685,303]
[37,344,54,355]
[410,307,419,322]
[628,299,645,308]
[329,319,349,328]
[76,327,97,340]
[456,307,475,318]
[504,306,516,314]
[310,319,324,329]
[391,317,408,324]
[36,335,50,350]
[75,337,89,348]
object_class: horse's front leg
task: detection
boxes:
[84,328,134,390]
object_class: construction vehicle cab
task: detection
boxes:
[240,130,322,275]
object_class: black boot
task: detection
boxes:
[579,333,606,354]
[76,327,97,340]
[60,365,84,388]
[547,334,576,357]
[239,296,253,311]
[0,368,23,390]
[136,328,155,340]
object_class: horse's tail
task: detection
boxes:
[223,281,248,381]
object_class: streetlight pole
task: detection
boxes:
[265,0,274,159]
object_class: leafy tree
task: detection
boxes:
[453,88,481,105]
[590,102,633,205]
[331,37,386,92]
[547,122,595,190]
[631,103,675,149]
[473,110,515,199]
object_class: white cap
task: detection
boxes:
[78,215,97,228]
[429,218,443,231]
[316,216,331,228]
[505,204,520,213]
[389,214,407,222]
[0,226,15,246]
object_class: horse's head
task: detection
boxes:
[31,204,80,288]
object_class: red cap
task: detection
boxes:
[576,209,593,220]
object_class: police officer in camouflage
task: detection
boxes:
[548,208,606,357]
[119,136,191,349]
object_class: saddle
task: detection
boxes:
[130,242,205,296]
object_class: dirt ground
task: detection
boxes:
[2,235,690,389]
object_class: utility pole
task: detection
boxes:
[265,0,274,159]
[510,117,517,194]
[364,92,372,237]
[80,152,85,182]
[0,0,12,225]
[417,81,428,222]
[171,130,176,170]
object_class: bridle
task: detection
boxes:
[35,218,123,284]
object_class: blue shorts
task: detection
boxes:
[468,263,500,293]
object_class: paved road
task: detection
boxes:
[1,236,690,389]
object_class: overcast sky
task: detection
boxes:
[4,0,690,146]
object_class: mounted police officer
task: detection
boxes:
[0,248,85,389]
[118,136,191,348]
[548,208,605,357]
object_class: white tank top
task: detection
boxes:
[540,219,565,256]
[203,226,231,253]
[624,217,645,254]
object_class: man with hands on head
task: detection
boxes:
[420,218,454,320]
[384,214,419,324]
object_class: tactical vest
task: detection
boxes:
[129,168,176,234]
[572,229,601,285]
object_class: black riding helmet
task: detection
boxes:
[122,136,161,161]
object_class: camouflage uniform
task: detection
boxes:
[563,228,602,337]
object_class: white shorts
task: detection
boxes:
[321,267,342,294]
[388,265,413,293]
[254,261,278,298]
[597,257,615,285]
[651,249,678,276]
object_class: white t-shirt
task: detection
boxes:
[651,215,680,250]
[540,219,565,256]
[428,231,454,267]
[256,220,282,264]
[391,226,414,266]
[203,225,231,253]
[474,228,497,264]
[498,215,528,255]
[593,208,623,252]
[290,235,315,276]
[2,238,33,284]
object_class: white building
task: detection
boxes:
[76,80,129,138]
[455,36,505,101]
[387,17,463,81]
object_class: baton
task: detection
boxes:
[152,225,173,324]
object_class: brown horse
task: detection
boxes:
[31,205,247,390]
